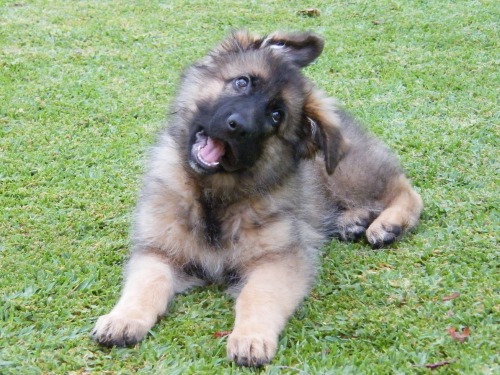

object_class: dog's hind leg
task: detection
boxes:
[92,251,176,347]
[333,207,374,242]
[366,175,423,248]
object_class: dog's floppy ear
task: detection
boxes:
[261,31,324,67]
[297,89,349,174]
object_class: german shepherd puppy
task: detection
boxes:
[92,31,423,366]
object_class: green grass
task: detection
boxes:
[1,0,498,373]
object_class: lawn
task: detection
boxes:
[0,0,498,374]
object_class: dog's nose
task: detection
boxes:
[226,113,249,135]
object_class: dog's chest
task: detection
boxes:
[193,196,272,250]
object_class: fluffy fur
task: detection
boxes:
[92,30,423,367]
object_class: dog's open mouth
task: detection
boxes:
[191,131,226,172]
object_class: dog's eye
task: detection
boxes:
[270,40,286,48]
[270,110,283,125]
[234,76,250,90]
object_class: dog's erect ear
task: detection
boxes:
[261,31,324,67]
[297,89,349,174]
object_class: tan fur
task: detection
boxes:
[227,255,313,366]
[92,30,423,367]
[93,253,175,346]
[366,175,423,245]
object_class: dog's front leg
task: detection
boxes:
[92,251,175,347]
[227,255,314,367]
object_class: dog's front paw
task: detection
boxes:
[227,328,278,367]
[366,222,402,249]
[92,311,151,347]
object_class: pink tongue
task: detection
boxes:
[199,137,225,164]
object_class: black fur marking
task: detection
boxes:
[182,262,210,281]
[198,197,222,247]
[223,268,241,285]
[182,262,241,285]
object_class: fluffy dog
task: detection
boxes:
[92,31,423,366]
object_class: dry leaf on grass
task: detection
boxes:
[297,8,321,17]
[424,360,456,369]
[213,330,232,338]
[447,327,471,343]
[442,292,461,301]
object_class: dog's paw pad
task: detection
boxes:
[367,224,402,249]
[92,313,150,347]
[227,330,277,367]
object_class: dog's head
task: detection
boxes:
[169,31,347,192]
